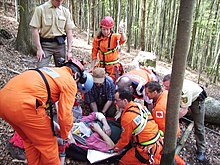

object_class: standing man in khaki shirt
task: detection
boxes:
[30,0,75,68]
[163,74,207,162]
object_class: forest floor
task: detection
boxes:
[0,9,220,165]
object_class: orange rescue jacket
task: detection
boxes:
[153,90,180,136]
[0,66,76,139]
[92,33,126,62]
[115,101,160,151]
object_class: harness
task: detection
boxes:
[33,69,56,136]
[131,103,149,136]
[98,33,119,67]
[126,103,163,164]
[97,34,124,81]
[99,59,119,65]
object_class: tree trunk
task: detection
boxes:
[140,0,146,51]
[15,0,35,55]
[126,0,132,53]
[198,0,215,83]
[87,0,91,45]
[116,0,120,33]
[71,0,76,25]
[187,0,201,67]
[160,0,196,164]
[158,0,165,60]
[213,50,220,83]
[134,0,140,50]
[96,0,99,33]
[91,0,95,37]
[79,1,82,31]
[81,0,85,30]
[206,0,219,72]
[168,0,178,60]
[109,0,112,16]
[15,0,19,22]
[101,0,105,19]
[145,0,153,51]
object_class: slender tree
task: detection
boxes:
[91,0,95,37]
[71,0,76,25]
[126,0,132,52]
[187,0,201,66]
[145,0,152,51]
[15,0,35,54]
[134,0,140,50]
[160,0,196,164]
[87,0,91,45]
[158,0,165,60]
[116,0,120,33]
[140,0,146,51]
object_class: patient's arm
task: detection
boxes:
[90,123,115,148]
[96,112,111,136]
[101,118,111,136]
[179,107,188,118]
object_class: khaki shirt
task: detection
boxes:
[181,79,203,108]
[29,0,74,38]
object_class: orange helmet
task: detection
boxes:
[100,16,114,29]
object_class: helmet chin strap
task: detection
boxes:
[136,81,144,96]
[73,72,78,80]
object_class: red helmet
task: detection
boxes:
[100,16,114,29]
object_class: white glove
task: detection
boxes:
[114,108,123,121]
[118,20,125,34]
[67,132,76,144]
[53,121,60,135]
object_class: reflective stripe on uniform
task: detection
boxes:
[99,47,118,55]
[99,59,119,65]
[132,103,150,136]
[139,130,163,146]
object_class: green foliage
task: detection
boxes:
[26,0,219,83]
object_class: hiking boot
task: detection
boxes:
[196,151,206,162]
[6,142,26,160]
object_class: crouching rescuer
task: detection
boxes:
[0,57,93,165]
[113,87,163,165]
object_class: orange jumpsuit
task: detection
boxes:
[0,66,76,165]
[115,101,163,165]
[152,90,180,137]
[153,90,185,165]
[124,67,158,99]
[92,33,126,81]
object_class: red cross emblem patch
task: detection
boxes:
[156,111,164,118]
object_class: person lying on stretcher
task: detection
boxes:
[55,112,120,152]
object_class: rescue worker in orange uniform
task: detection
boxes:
[145,81,186,165]
[113,87,163,165]
[90,16,126,82]
[116,67,158,110]
[0,58,92,165]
